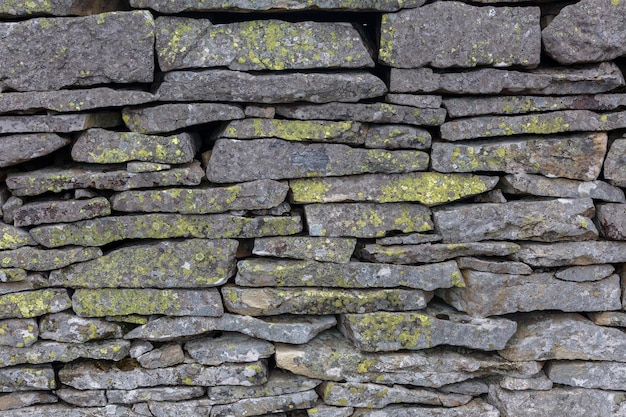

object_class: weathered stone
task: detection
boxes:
[0,246,102,271]
[432,133,607,181]
[156,17,373,71]
[597,203,626,240]
[589,311,626,327]
[72,289,223,317]
[13,197,111,227]
[546,361,626,390]
[146,399,213,417]
[364,125,432,150]
[124,314,336,344]
[0,12,154,92]
[499,313,626,361]
[308,404,354,417]
[390,63,625,95]
[236,259,462,291]
[0,221,34,250]
[2,197,20,225]
[555,265,615,282]
[604,138,626,187]
[289,173,498,206]
[0,289,71,319]
[376,233,442,246]
[130,0,424,12]
[39,312,122,343]
[0,319,38,347]
[0,274,48,296]
[0,133,70,168]
[126,162,171,173]
[0,365,56,392]
[5,162,205,197]
[252,237,356,263]
[379,3,540,68]
[499,372,553,391]
[157,70,387,104]
[439,271,621,317]
[500,174,625,203]
[471,189,507,203]
[439,380,489,396]
[351,400,500,417]
[55,388,106,407]
[130,341,153,359]
[304,203,432,238]
[30,214,301,248]
[433,199,597,243]
[456,257,532,275]
[514,241,626,267]
[386,94,443,109]
[0,391,57,411]
[50,239,237,288]
[0,113,120,134]
[123,103,244,134]
[72,129,196,164]
[185,333,274,366]
[275,330,541,387]
[207,139,428,183]
[210,390,318,417]
[137,344,185,369]
[0,404,141,417]
[245,106,275,118]
[0,1,124,16]
[107,387,205,404]
[222,286,431,316]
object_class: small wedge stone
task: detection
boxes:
[252,237,356,263]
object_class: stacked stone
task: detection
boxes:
[0,0,625,416]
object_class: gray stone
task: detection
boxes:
[39,312,123,343]
[0,133,70,168]
[55,389,106,407]
[514,241,626,267]
[386,94,443,108]
[0,273,48,296]
[130,341,153,359]
[0,289,71,319]
[456,257,532,275]
[13,197,111,227]
[0,365,56,392]
[376,233,442,245]
[0,221,34,250]
[207,139,428,183]
[211,390,318,417]
[0,319,38,347]
[107,387,205,404]
[123,103,244,134]
[185,333,274,365]
[0,404,141,417]
[546,361,626,390]
[555,265,615,282]
[0,391,57,411]
[137,344,185,369]
[252,237,356,263]
[2,196,21,224]
[439,380,489,396]
[351,399,500,417]
[471,189,507,203]
[439,271,621,317]
[0,12,154,92]
[379,2,540,68]
[0,269,27,283]
[605,139,626,187]
[147,399,213,417]
[432,133,607,181]
[0,1,124,16]
[130,0,424,12]
[50,239,237,288]
[364,125,431,150]
[597,203,626,240]
[589,311,626,327]
[156,70,387,104]
[126,162,171,173]
[499,372,553,391]
[308,404,354,417]
[0,113,120,134]
[0,246,102,271]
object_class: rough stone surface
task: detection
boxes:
[0,246,102,271]
[0,268,27,283]
[0,365,56,392]
[604,139,626,187]
[364,125,432,149]
[185,333,274,365]
[13,197,111,227]
[0,319,38,347]
[0,404,142,417]
[0,113,120,134]
[211,390,318,417]
[499,372,553,391]
[376,233,442,246]
[0,221,35,250]
[252,237,356,263]
[0,133,71,168]
[0,391,57,411]
[136,344,185,369]
[0,289,72,319]
[546,361,626,390]
[555,265,615,282]
[0,1,124,16]
[55,388,106,407]
[456,257,532,275]
[351,399,500,417]
[107,386,204,404]
[308,404,354,417]
[386,94,442,108]
[39,313,123,343]
[597,203,626,240]
[514,241,626,266]
[130,0,425,12]
[589,311,626,327]
[0,273,48,296]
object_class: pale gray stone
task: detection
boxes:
[0,268,26,283]
[589,311,626,327]
[546,361,626,390]
[132,403,151,416]
[130,0,425,12]
[604,138,626,187]
[386,94,442,108]
[147,399,212,417]
[252,237,356,263]
[107,387,205,404]
[13,197,111,227]
[555,265,615,282]
[211,390,318,417]
[0,404,146,416]
[0,221,34,250]
[130,341,153,359]
[351,399,500,417]
[136,343,185,369]
[0,246,102,271]
[126,162,171,173]
[499,372,553,391]
[439,380,489,396]
[308,404,354,417]
[55,389,106,407]
[471,189,507,203]
[0,391,57,411]
[456,257,532,275]
[0,133,70,168]
[0,319,38,347]
[186,333,274,365]
[364,125,432,150]
[0,365,56,392]
[0,0,124,16]
[514,241,626,266]
[376,233,442,245]
[0,273,48,296]
[1,196,21,224]
[40,312,122,343]
[597,203,626,240]
[0,289,72,319]
[0,113,120,134]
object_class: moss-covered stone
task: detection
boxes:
[0,289,71,319]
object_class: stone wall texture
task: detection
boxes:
[0,0,625,416]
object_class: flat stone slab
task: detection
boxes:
[597,203,626,240]
[156,70,387,104]
[499,372,553,391]
[130,0,424,12]
[379,2,540,68]
[289,173,498,206]
[431,132,607,181]
[0,133,70,168]
[0,405,140,417]
[222,285,431,316]
[555,264,615,282]
[0,268,31,283]
[514,241,626,266]
[186,333,274,365]
[0,273,48,297]
[0,11,154,92]
[456,257,532,275]
[0,222,34,250]
[252,237,356,263]
[0,246,102,271]
[72,288,223,317]
[0,319,38,347]
[107,386,204,404]
[0,289,72,319]
[0,1,123,16]
[0,391,57,411]
[156,17,372,71]
[13,197,111,227]
[55,388,106,407]
[0,113,120,134]
[39,312,123,343]
[604,138,626,187]
[547,361,626,390]
[377,233,442,246]
[386,93,443,108]
[136,344,185,369]
[363,125,432,149]
[439,271,621,317]
[210,390,318,417]
[351,399,500,417]
[207,139,428,183]
[0,365,56,392]
[305,203,433,238]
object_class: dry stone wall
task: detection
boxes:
[0,0,625,416]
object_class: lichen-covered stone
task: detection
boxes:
[55,388,106,407]
[376,233,442,245]
[137,343,185,369]
[597,203,626,240]
[351,399,500,417]
[308,404,354,417]
[0,133,70,168]
[514,241,626,267]
[126,162,171,173]
[0,289,71,319]
[0,319,38,347]
[13,197,111,227]
[107,386,204,404]
[0,222,34,250]
[363,125,431,150]
[0,112,120,134]
[0,273,48,296]
[0,246,102,271]
[39,312,122,343]
[0,404,141,417]
[0,0,124,16]
[555,265,615,282]
[252,237,356,263]
[0,391,57,411]
[210,390,318,417]
[0,11,154,92]
[546,361,626,390]
[185,333,274,366]
[456,257,532,275]
[130,0,424,12]
[604,138,626,187]
[0,365,56,392]
[146,399,213,417]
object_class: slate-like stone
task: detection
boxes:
[499,372,553,391]
[0,273,48,296]
[604,138,626,187]
[308,404,354,417]
[0,319,38,347]
[0,246,102,271]
[0,0,124,16]
[0,404,141,417]
[514,241,626,267]
[364,125,432,150]
[236,259,462,291]
[386,94,443,109]
[210,390,318,417]
[0,133,70,168]
[379,2,540,68]
[252,237,356,263]
[588,311,626,327]
[547,361,626,390]
[0,365,56,392]
[376,233,442,246]
[156,17,373,71]
[156,70,387,104]
[137,343,185,369]
[123,103,243,134]
[146,399,213,417]
[439,380,489,396]
[439,271,621,317]
[0,113,120,134]
[431,133,607,181]
[207,139,428,183]
[456,257,532,275]
[222,285,431,316]
[351,399,500,417]
[0,11,154,92]
[555,265,615,282]
[0,222,34,250]
[107,386,204,404]
[0,289,71,319]
[39,312,122,343]
[13,197,111,227]
[499,313,626,361]
[126,162,171,173]
[0,391,57,411]
[1,197,21,224]
[304,203,432,238]
[289,173,499,206]
[597,203,626,240]
[0,268,30,283]
[55,388,106,407]
[130,0,424,12]
[185,333,274,365]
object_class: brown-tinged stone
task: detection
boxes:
[0,246,102,271]
[245,106,275,118]
[546,361,626,390]
[0,319,38,347]
[252,237,356,263]
[185,333,274,366]
[107,386,205,404]
[555,265,615,282]
[604,138,626,187]
[0,113,120,134]
[0,365,56,392]
[0,221,35,250]
[55,388,107,407]
[13,197,111,227]
[137,343,185,369]
[0,289,71,319]
[589,311,626,327]
[597,203,626,240]
[0,133,70,168]
[0,391,57,411]
[130,0,425,12]
[514,241,626,267]
[0,0,124,16]
[39,312,122,343]
[456,257,532,275]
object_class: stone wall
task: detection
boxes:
[0,0,625,416]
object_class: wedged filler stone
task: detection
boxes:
[376,233,442,245]
[555,265,615,282]
[236,259,462,291]
[308,404,354,417]
[351,399,500,417]
[597,203,626,240]
[456,257,532,275]
[499,372,553,391]
[221,285,431,316]
[55,388,106,407]
[275,330,541,387]
[124,314,336,344]
[364,125,431,149]
[123,103,244,134]
[72,129,197,164]
[130,0,424,12]
[0,268,27,282]
[290,173,498,206]
[439,380,489,396]
[0,246,102,271]
[0,391,57,411]
[72,289,223,317]
[439,271,621,317]
[379,2,540,68]
[0,11,154,92]
[156,17,373,71]
[0,404,140,417]
[390,62,625,95]
[252,237,356,263]
[210,390,318,417]
[0,319,38,347]
[147,399,213,417]
[499,174,625,203]
[433,199,597,243]
[386,94,443,108]
[39,312,123,343]
[0,0,124,16]
[0,289,71,319]
[0,273,48,296]
[499,313,626,361]
[0,365,56,392]
[185,333,274,366]
[543,0,626,64]
[107,387,204,404]
[0,222,34,250]
[30,214,301,247]
[207,139,428,183]
[13,197,111,227]
[514,241,626,266]
[546,361,626,390]
[156,70,387,104]
[589,311,626,327]
[0,113,120,134]
[604,138,626,186]
[137,343,185,369]
[304,203,432,238]
[431,133,607,181]
[0,133,70,168]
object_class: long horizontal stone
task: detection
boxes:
[252,237,356,263]
[0,289,71,319]
[222,286,431,316]
[0,246,102,271]
[379,2,540,68]
[72,288,223,317]
[0,391,58,411]
[39,312,123,343]
[147,399,213,417]
[130,0,424,12]
[0,133,70,168]
[0,273,48,296]
[0,405,140,417]
[547,361,626,390]
[210,390,318,417]
[364,125,432,149]
[439,271,621,317]
[54,388,106,407]
[351,399,500,417]
[0,1,123,16]
[0,319,38,347]
[0,269,27,283]
[514,241,626,266]
[0,222,34,250]
[0,11,154,92]
[236,259,462,291]
[289,173,499,206]
[156,17,373,71]
[0,365,56,392]
[0,113,120,134]
[386,93,443,108]
[107,387,205,404]
[30,214,301,248]
[13,197,111,227]
[185,333,274,365]
[431,133,607,181]
[456,257,532,275]
[605,138,626,187]
[207,139,428,183]
[156,70,387,103]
